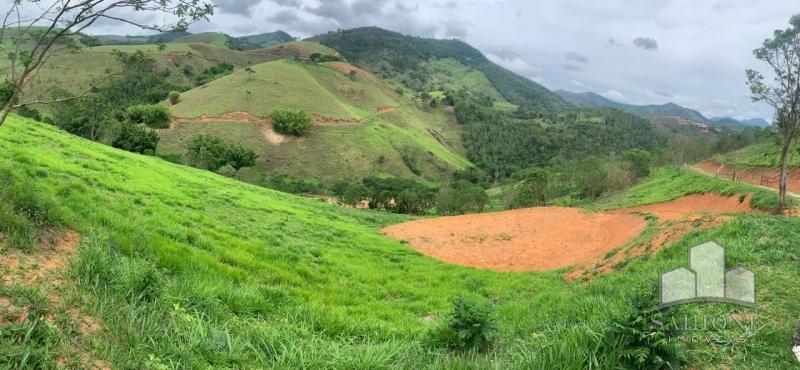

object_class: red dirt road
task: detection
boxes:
[381,194,757,272]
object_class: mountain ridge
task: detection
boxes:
[555,90,708,123]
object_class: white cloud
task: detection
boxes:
[602,89,627,102]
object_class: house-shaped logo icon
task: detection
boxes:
[658,241,755,309]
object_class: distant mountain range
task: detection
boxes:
[555,90,770,130]
[555,90,708,122]
[96,30,295,50]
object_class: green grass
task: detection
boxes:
[1,116,799,368]
[2,43,278,108]
[720,138,800,168]
[172,32,230,48]
[598,166,785,212]
[425,58,516,110]
[171,59,397,119]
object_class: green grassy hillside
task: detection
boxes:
[2,43,278,106]
[172,32,230,48]
[171,59,394,119]
[1,116,798,368]
[720,138,800,168]
[163,58,471,183]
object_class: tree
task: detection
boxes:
[186,134,228,171]
[113,122,159,154]
[0,0,213,127]
[622,149,651,179]
[746,15,800,213]
[225,143,258,170]
[126,104,171,129]
[271,109,313,136]
[578,156,609,199]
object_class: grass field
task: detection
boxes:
[171,59,399,119]
[1,115,799,368]
[172,32,230,48]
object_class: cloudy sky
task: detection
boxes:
[34,0,800,120]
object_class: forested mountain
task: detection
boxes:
[555,90,708,122]
[313,27,570,113]
[711,116,771,129]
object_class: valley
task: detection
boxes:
[1,5,799,369]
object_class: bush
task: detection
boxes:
[605,292,685,369]
[186,134,228,171]
[14,106,41,121]
[168,91,180,105]
[186,135,259,172]
[126,104,171,129]
[225,143,258,170]
[112,122,159,154]
[271,109,313,136]
[622,149,651,179]
[430,296,498,353]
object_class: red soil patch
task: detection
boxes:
[694,161,800,193]
[382,208,647,272]
[382,194,758,273]
[619,193,755,221]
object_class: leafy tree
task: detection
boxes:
[622,149,651,179]
[271,109,313,136]
[578,156,609,199]
[186,134,258,172]
[437,181,489,215]
[186,134,229,171]
[746,14,800,212]
[341,183,368,207]
[113,123,159,154]
[0,0,213,127]
[50,91,113,141]
[126,104,171,129]
[225,143,258,170]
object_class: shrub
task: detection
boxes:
[168,91,180,105]
[340,183,368,207]
[622,149,651,179]
[605,292,685,369]
[431,296,498,353]
[186,135,258,172]
[112,122,160,154]
[271,109,313,136]
[225,143,258,170]
[186,134,228,171]
[126,104,171,129]
[14,106,41,121]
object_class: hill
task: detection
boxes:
[0,115,797,368]
[312,27,569,112]
[711,116,771,129]
[236,31,295,48]
[163,58,471,183]
[555,90,708,123]
[95,31,192,45]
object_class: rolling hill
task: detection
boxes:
[236,31,295,48]
[162,57,471,183]
[711,116,771,129]
[1,114,798,368]
[555,90,708,122]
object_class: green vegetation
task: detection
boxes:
[0,115,798,368]
[271,109,313,136]
[185,134,258,172]
[125,104,171,129]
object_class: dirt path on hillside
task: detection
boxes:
[694,161,800,196]
[382,194,758,274]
